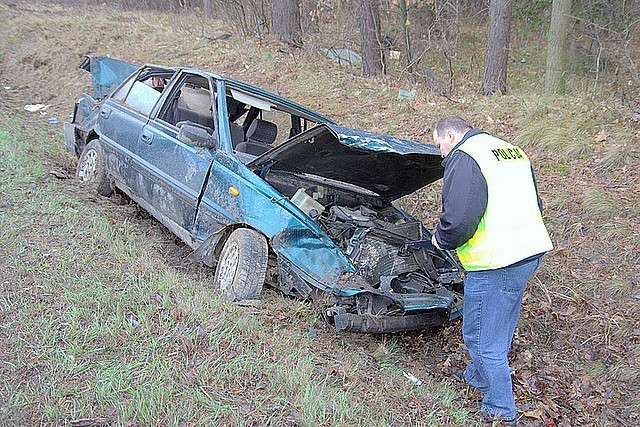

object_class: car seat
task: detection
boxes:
[230,123,245,149]
[235,119,277,156]
[247,119,277,145]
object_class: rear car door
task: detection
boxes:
[97,66,177,199]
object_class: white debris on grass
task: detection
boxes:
[321,47,362,68]
[398,89,417,102]
[24,104,50,112]
[403,371,422,386]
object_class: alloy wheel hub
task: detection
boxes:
[78,149,98,182]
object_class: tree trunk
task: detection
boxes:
[272,0,303,47]
[302,0,320,33]
[357,0,385,77]
[203,0,212,19]
[399,0,412,73]
[545,0,572,95]
[481,0,514,95]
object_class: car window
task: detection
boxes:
[112,69,175,116]
[157,74,215,133]
[226,87,316,156]
[126,81,161,115]
[111,77,135,102]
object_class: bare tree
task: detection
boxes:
[545,0,573,95]
[358,0,385,77]
[272,0,303,47]
[398,0,412,73]
[203,0,212,18]
[301,0,320,33]
[481,0,514,95]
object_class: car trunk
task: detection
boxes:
[79,55,139,99]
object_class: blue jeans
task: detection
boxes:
[462,257,541,420]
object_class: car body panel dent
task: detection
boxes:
[271,227,355,289]
[248,124,444,202]
[199,151,354,287]
[74,93,99,126]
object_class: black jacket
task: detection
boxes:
[433,130,543,251]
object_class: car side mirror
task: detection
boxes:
[177,123,218,149]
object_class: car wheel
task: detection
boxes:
[76,139,112,197]
[213,228,268,301]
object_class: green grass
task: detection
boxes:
[0,120,475,425]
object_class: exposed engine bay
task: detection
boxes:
[311,198,464,332]
[265,170,465,332]
[317,204,459,293]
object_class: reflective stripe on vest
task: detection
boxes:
[454,133,553,270]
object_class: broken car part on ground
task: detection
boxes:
[64,56,465,333]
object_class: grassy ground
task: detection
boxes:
[0,119,474,426]
[0,1,639,426]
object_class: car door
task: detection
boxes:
[97,66,176,198]
[133,71,217,242]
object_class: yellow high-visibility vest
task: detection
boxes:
[453,133,553,270]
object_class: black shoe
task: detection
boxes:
[480,411,517,426]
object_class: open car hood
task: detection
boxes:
[79,56,139,99]
[248,124,444,201]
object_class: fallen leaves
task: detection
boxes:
[595,129,608,142]
[523,408,543,419]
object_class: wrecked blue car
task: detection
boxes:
[64,56,465,333]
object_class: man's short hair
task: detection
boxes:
[433,116,472,138]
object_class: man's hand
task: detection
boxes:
[431,234,442,250]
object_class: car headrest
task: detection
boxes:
[230,123,245,148]
[246,119,277,146]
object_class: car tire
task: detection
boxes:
[213,228,268,301]
[76,139,112,197]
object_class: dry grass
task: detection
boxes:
[595,128,637,170]
[546,190,571,211]
[580,188,623,221]
[512,98,596,158]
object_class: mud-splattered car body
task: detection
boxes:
[64,56,465,333]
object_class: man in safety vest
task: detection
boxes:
[430,116,553,425]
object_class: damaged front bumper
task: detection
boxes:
[333,310,450,333]
[327,289,463,333]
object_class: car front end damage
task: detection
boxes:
[320,205,463,333]
[249,124,464,333]
[269,202,464,333]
